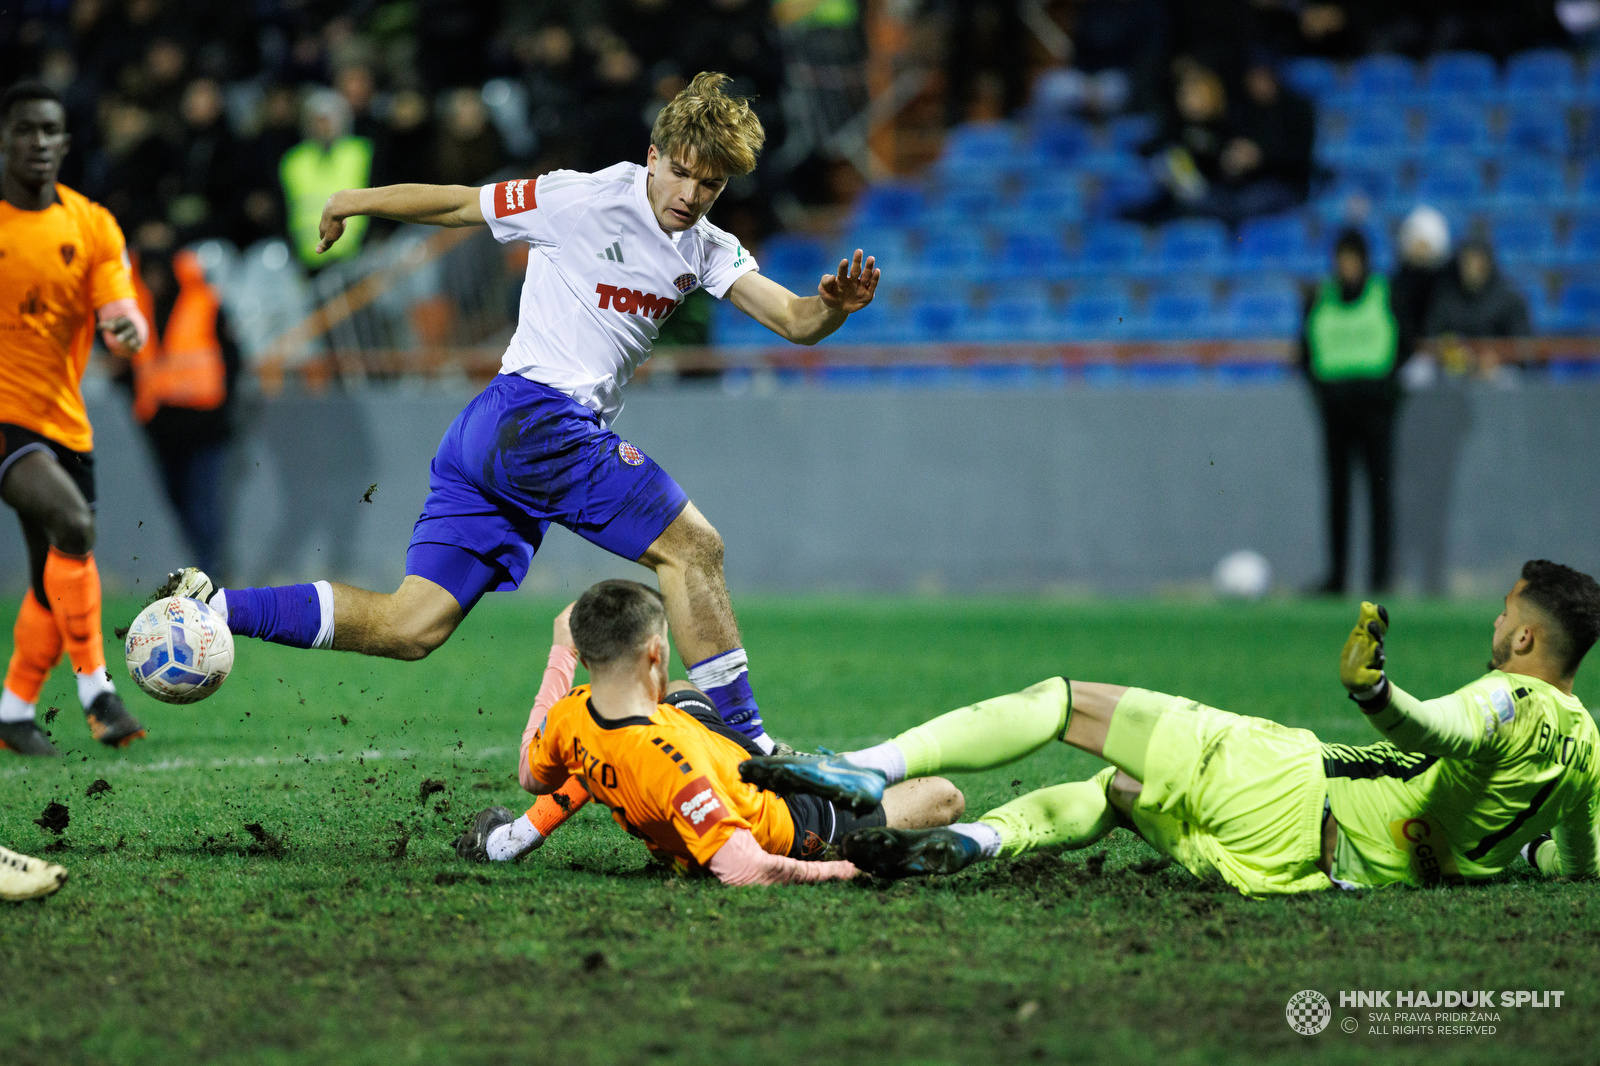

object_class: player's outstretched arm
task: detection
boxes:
[1340,602,1488,758]
[316,184,486,254]
[519,603,578,794]
[727,248,879,345]
[707,828,859,886]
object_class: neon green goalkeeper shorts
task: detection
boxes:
[1122,689,1331,897]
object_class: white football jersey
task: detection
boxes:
[479,162,759,424]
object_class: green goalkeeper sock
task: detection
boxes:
[892,678,1071,778]
[978,766,1120,857]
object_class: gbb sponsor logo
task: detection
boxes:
[494,179,535,218]
[595,283,679,320]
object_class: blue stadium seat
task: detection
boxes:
[1493,157,1566,208]
[1555,280,1600,330]
[907,297,975,342]
[1506,49,1577,103]
[914,231,992,283]
[1414,157,1485,207]
[921,187,997,231]
[960,291,1053,342]
[1503,107,1570,157]
[844,228,915,282]
[1422,104,1491,154]
[1108,113,1160,152]
[1283,56,1342,100]
[1059,282,1134,338]
[1224,278,1303,338]
[1072,221,1147,275]
[759,234,826,277]
[1155,218,1230,272]
[1236,214,1317,275]
[1335,111,1413,166]
[852,184,926,228]
[1423,51,1498,101]
[1002,180,1086,227]
[1492,214,1558,268]
[993,231,1069,280]
[1574,160,1600,207]
[1350,54,1418,100]
[712,300,772,346]
[1095,169,1160,215]
[1140,283,1217,339]
[1026,118,1093,164]
[1561,213,1600,268]
[941,122,1022,166]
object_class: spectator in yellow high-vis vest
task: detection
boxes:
[280,90,373,269]
[1301,227,1402,597]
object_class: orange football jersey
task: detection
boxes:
[0,184,135,452]
[528,684,796,871]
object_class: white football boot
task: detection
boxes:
[0,845,67,901]
[155,567,215,604]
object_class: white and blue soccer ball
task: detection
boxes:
[1213,550,1273,600]
[124,596,234,704]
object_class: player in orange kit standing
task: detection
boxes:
[0,81,149,755]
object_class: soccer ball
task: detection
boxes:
[124,596,234,704]
[1213,550,1273,600]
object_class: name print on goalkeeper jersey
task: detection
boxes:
[526,685,797,872]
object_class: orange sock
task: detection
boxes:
[43,548,106,676]
[527,777,592,838]
[4,590,64,704]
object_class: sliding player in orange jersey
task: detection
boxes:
[456,583,964,884]
[0,81,149,755]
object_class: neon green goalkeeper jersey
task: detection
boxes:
[1322,671,1600,887]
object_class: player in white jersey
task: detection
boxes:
[152,73,877,757]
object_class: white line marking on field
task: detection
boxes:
[0,746,511,779]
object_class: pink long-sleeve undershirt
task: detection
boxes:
[707,828,859,886]
[519,644,579,793]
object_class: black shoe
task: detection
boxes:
[84,692,145,748]
[0,720,61,756]
[843,827,984,879]
[455,807,516,863]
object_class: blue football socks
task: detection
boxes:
[216,581,335,649]
[686,648,773,753]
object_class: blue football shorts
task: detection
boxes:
[405,374,688,611]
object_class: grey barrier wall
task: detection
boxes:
[9,379,1596,599]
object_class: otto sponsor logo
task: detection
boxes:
[494,179,535,218]
[672,775,728,836]
[595,283,678,319]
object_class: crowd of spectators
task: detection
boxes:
[0,0,835,268]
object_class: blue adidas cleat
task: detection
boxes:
[738,751,886,815]
[843,827,983,879]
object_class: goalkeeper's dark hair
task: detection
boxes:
[570,579,668,668]
[1519,560,1600,676]
[1334,226,1369,265]
[1,80,64,121]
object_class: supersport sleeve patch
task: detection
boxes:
[672,775,730,837]
[492,178,537,218]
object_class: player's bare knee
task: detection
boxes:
[928,777,965,823]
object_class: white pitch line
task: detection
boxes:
[0,745,511,780]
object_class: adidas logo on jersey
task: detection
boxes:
[595,283,678,319]
[597,240,624,264]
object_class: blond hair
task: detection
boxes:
[651,72,765,177]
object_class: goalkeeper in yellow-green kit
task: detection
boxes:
[741,559,1600,894]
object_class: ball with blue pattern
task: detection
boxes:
[124,596,235,704]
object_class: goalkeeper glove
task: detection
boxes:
[1340,601,1390,707]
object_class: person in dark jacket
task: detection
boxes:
[1301,228,1402,596]
[1424,236,1532,340]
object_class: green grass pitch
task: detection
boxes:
[1,595,1595,1065]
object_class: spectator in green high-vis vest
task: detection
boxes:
[280,90,373,269]
[1300,227,1402,597]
